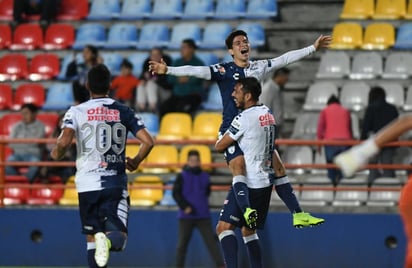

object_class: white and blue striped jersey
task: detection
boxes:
[226,104,276,189]
[166,45,315,132]
[62,98,145,193]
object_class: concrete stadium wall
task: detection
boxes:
[0,208,406,268]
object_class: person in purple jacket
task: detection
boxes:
[172,149,224,268]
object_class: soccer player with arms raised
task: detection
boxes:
[51,64,155,268]
[149,30,330,228]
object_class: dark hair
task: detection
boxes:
[21,103,39,113]
[236,77,262,101]
[273,67,291,78]
[327,94,340,105]
[182,39,197,49]
[87,64,111,94]
[187,149,200,158]
[121,59,133,70]
[225,30,248,49]
[85,45,99,62]
[368,86,386,104]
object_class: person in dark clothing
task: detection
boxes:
[160,39,205,118]
[13,0,60,27]
[66,45,101,104]
[361,86,399,183]
[137,47,172,113]
[172,150,224,268]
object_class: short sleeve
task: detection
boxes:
[209,63,227,82]
[61,107,76,130]
[124,108,146,136]
[227,113,247,141]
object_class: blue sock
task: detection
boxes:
[87,242,105,268]
[243,234,262,268]
[218,230,238,268]
[106,231,127,251]
[233,178,250,212]
[273,176,302,213]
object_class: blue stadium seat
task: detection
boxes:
[100,53,123,76]
[87,0,120,20]
[119,0,151,20]
[139,112,160,136]
[196,52,219,66]
[246,0,278,18]
[43,83,74,110]
[202,83,223,111]
[238,22,265,47]
[105,23,138,49]
[57,53,84,80]
[128,52,149,77]
[215,0,245,19]
[181,0,214,19]
[394,23,412,49]
[136,23,170,49]
[151,0,182,19]
[199,23,232,49]
[222,53,234,62]
[72,23,106,50]
[168,23,201,49]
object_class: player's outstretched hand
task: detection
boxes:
[313,35,332,51]
[126,156,140,172]
[148,58,168,75]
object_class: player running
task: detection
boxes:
[51,64,155,268]
[149,30,330,228]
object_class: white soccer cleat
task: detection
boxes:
[94,232,110,267]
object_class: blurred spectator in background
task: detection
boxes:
[160,39,205,118]
[110,59,140,108]
[172,150,224,268]
[362,86,399,184]
[6,103,45,183]
[66,45,101,104]
[39,113,75,183]
[260,67,290,138]
[137,47,172,113]
[13,0,61,27]
[317,95,353,185]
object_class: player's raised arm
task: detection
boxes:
[149,58,212,80]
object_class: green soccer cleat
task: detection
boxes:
[94,232,111,267]
[293,212,325,229]
[244,207,258,229]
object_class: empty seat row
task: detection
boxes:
[317,51,412,80]
[340,0,412,20]
[331,22,412,50]
[87,0,277,20]
[0,82,73,112]
[304,81,412,112]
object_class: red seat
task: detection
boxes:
[57,0,89,20]
[13,83,45,110]
[3,177,30,205]
[43,23,75,49]
[28,53,60,81]
[0,84,13,110]
[10,23,43,50]
[0,54,28,81]
[5,175,28,183]
[0,0,13,21]
[26,184,64,205]
[0,24,11,49]
[0,113,22,136]
[37,112,59,138]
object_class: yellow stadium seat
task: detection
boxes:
[129,175,163,206]
[340,0,374,19]
[190,112,222,141]
[362,23,395,50]
[157,113,192,141]
[179,145,213,172]
[141,145,179,174]
[373,0,406,19]
[330,22,363,50]
[59,183,79,206]
[405,0,412,19]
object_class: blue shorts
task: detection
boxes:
[219,131,244,163]
[219,185,273,229]
[78,188,130,235]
